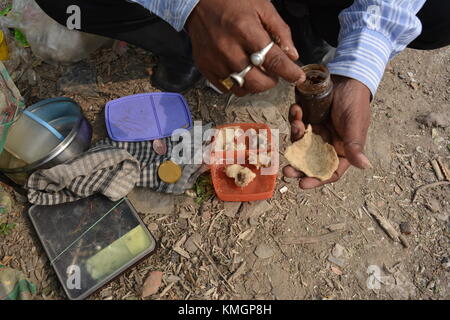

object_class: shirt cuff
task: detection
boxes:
[327,28,392,97]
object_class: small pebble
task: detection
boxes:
[184,233,201,254]
[178,218,188,229]
[279,186,288,194]
[328,255,345,268]
[254,244,274,259]
[441,257,450,269]
[179,208,192,219]
[201,211,211,221]
[426,199,441,213]
[185,189,197,198]
[399,222,412,235]
[331,243,345,258]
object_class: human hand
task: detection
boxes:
[283,75,372,189]
[186,0,306,96]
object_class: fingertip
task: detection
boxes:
[299,177,321,190]
[289,104,303,122]
[345,146,372,170]
[291,47,299,61]
[291,120,305,141]
[291,120,304,130]
[283,165,303,178]
[356,153,373,169]
[343,141,371,169]
[263,46,305,83]
[281,45,299,61]
[295,72,306,85]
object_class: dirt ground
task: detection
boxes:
[0,11,449,300]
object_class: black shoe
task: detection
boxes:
[151,57,203,93]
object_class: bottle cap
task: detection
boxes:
[158,161,182,184]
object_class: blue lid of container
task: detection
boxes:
[105,93,193,142]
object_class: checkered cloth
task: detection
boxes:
[27,125,212,205]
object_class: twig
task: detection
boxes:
[173,234,191,259]
[412,181,450,203]
[430,159,444,181]
[228,262,247,283]
[437,157,450,181]
[364,203,408,248]
[193,240,236,292]
[325,186,344,201]
[225,94,235,108]
[14,62,32,82]
[208,210,224,233]
[324,222,346,232]
[269,234,290,258]
[281,231,342,245]
[158,282,176,299]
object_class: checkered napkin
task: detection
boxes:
[27,124,212,205]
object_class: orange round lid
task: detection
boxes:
[158,161,182,184]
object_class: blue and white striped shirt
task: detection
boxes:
[130,0,426,96]
[327,0,425,96]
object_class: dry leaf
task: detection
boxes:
[238,229,254,241]
[173,246,191,259]
[173,234,191,259]
[0,256,13,265]
[285,125,339,181]
[330,265,343,276]
[142,271,163,298]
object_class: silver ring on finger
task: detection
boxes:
[250,41,275,67]
[230,65,253,88]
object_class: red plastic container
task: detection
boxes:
[210,123,278,202]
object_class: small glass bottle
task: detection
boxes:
[296,64,333,125]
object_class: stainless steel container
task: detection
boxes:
[0,97,92,185]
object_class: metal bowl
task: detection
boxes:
[0,97,92,185]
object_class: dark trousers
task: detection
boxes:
[36,0,449,63]
[36,0,193,63]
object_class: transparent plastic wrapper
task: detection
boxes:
[0,0,111,64]
[0,61,24,154]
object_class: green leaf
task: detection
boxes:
[193,174,214,204]
[0,222,16,236]
[14,29,29,47]
[0,5,12,16]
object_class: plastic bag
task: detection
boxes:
[0,61,24,154]
[0,0,111,64]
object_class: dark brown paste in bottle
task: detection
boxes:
[296,64,333,125]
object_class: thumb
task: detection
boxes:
[331,76,372,170]
[343,141,372,170]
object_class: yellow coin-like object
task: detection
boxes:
[158,161,182,184]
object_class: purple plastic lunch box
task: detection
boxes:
[105,92,193,142]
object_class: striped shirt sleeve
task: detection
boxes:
[327,0,426,96]
[128,0,199,32]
